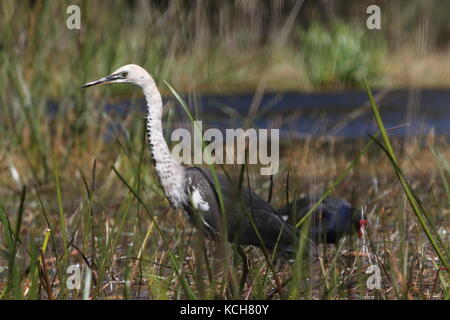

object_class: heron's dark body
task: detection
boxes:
[183,167,299,253]
[277,196,359,244]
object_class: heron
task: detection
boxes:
[277,195,366,244]
[82,64,299,258]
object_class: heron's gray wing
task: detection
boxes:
[184,167,298,252]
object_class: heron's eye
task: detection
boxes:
[121,72,128,78]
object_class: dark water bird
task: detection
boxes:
[82,64,299,256]
[277,195,366,244]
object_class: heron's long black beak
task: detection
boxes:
[81,74,120,88]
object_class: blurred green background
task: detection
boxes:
[2,0,450,97]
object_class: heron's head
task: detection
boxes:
[82,64,151,88]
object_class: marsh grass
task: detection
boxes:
[0,1,449,300]
[1,82,450,299]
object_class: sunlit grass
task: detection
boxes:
[0,0,449,300]
[1,102,449,299]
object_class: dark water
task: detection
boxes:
[190,89,450,138]
[78,89,450,139]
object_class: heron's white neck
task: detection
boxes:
[142,79,186,208]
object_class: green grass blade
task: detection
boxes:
[364,79,450,271]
